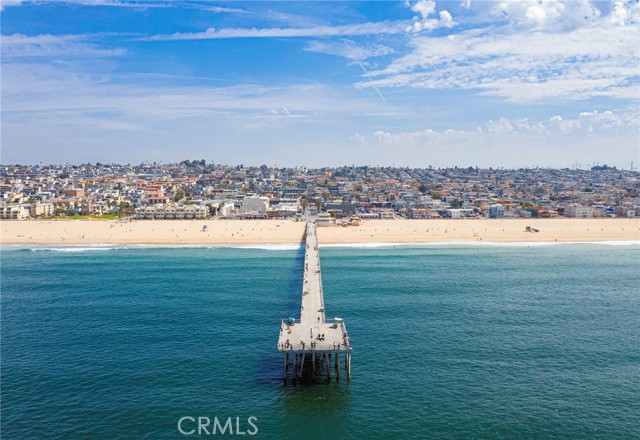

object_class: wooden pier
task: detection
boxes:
[278,221,352,382]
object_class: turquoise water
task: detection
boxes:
[2,244,639,439]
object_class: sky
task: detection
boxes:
[1,0,639,168]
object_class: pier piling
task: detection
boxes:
[284,354,288,382]
[292,354,297,382]
[299,354,305,380]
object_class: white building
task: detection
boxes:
[379,209,396,219]
[564,205,593,218]
[30,203,55,217]
[270,201,300,218]
[317,212,334,227]
[0,204,31,220]
[135,204,208,220]
[241,196,269,215]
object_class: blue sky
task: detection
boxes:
[1,0,639,168]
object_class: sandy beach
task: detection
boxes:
[1,218,638,245]
[318,219,640,244]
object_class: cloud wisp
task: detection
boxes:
[0,0,23,12]
[143,21,409,41]
[304,39,394,61]
[358,3,640,103]
[1,33,127,58]
[143,0,454,41]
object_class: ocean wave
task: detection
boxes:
[8,243,304,252]
[3,240,637,253]
[224,244,302,251]
[123,243,302,251]
[320,242,401,249]
[29,246,117,252]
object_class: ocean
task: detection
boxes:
[1,243,639,439]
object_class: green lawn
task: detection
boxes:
[50,213,128,220]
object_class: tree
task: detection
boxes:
[173,190,184,202]
[117,201,128,219]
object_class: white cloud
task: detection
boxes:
[358,6,640,102]
[1,61,393,133]
[355,110,638,141]
[608,0,640,25]
[1,0,249,13]
[1,56,404,164]
[305,39,394,61]
[144,21,408,41]
[0,0,23,12]
[411,0,436,18]
[406,0,455,32]
[142,2,455,42]
[54,0,171,8]
[548,115,579,134]
[347,110,639,167]
[490,0,602,31]
[210,5,249,14]
[1,33,126,57]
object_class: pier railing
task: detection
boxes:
[278,221,351,382]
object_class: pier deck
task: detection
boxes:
[278,221,351,381]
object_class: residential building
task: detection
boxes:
[564,205,594,218]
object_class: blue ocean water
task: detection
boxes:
[1,243,639,439]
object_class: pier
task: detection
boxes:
[278,221,352,382]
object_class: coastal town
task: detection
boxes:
[1,162,639,222]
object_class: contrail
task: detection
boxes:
[358,61,387,105]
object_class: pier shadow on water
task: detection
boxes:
[282,244,306,315]
[252,244,305,388]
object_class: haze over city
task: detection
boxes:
[1,0,639,168]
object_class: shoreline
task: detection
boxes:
[1,218,639,245]
[3,240,639,252]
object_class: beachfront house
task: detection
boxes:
[0,203,31,220]
[134,204,208,220]
[564,205,594,218]
[489,204,506,218]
